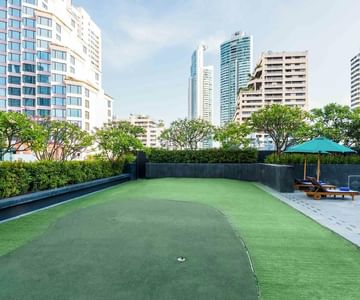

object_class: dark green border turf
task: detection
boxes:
[1,178,360,299]
[0,199,258,300]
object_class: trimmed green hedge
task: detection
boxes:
[0,160,124,199]
[265,153,360,164]
[148,149,258,163]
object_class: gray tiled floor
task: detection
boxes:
[256,184,360,247]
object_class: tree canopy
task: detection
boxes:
[214,122,251,149]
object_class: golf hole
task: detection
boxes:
[177,256,186,262]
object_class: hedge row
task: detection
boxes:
[147,149,258,163]
[265,153,360,165]
[0,160,124,199]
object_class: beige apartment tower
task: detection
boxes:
[234,51,308,123]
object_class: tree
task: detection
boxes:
[160,118,214,150]
[346,107,360,147]
[95,121,145,162]
[31,120,93,161]
[0,111,37,159]
[309,103,353,145]
[250,104,308,154]
[214,122,251,149]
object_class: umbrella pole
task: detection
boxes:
[316,153,320,181]
[303,156,307,180]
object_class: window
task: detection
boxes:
[70,66,75,74]
[23,75,35,84]
[56,34,61,42]
[52,85,65,95]
[85,100,89,108]
[52,62,66,72]
[9,19,21,28]
[0,1,5,7]
[37,74,49,83]
[8,87,21,96]
[8,98,21,107]
[24,0,37,4]
[23,86,36,95]
[0,65,6,74]
[23,6,35,16]
[9,0,21,6]
[0,43,5,51]
[67,97,81,106]
[37,97,50,106]
[107,100,112,108]
[37,51,50,60]
[67,108,81,118]
[71,19,75,27]
[37,109,50,117]
[37,39,49,49]
[52,97,65,106]
[85,88,90,97]
[0,10,6,19]
[24,29,36,39]
[0,54,5,62]
[37,62,50,72]
[23,98,35,106]
[95,72,99,81]
[0,99,5,108]
[0,87,5,96]
[23,52,35,61]
[85,122,90,131]
[9,30,21,39]
[83,46,87,54]
[37,16,52,27]
[23,40,35,50]
[52,73,64,83]
[9,8,21,17]
[8,64,20,73]
[25,109,35,117]
[9,53,20,62]
[52,49,66,60]
[23,18,35,28]
[52,109,65,118]
[37,86,51,95]
[85,111,89,120]
[0,21,6,30]
[37,28,51,38]
[70,55,75,65]
[22,63,35,72]
[0,32,6,40]
[9,76,21,84]
[56,23,61,33]
[9,41,20,51]
[0,76,6,85]
[67,85,81,94]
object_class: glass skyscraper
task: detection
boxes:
[0,0,112,131]
[220,31,253,125]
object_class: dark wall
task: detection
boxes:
[146,163,294,193]
[294,164,360,188]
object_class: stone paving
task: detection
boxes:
[256,184,360,247]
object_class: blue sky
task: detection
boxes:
[73,0,360,125]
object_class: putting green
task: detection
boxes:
[0,199,258,300]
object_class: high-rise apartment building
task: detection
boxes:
[188,45,214,124]
[351,53,360,109]
[220,31,253,125]
[0,0,112,131]
[234,51,308,149]
[188,45,214,148]
[128,114,165,148]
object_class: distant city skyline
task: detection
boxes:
[74,0,360,125]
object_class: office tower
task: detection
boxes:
[234,51,308,149]
[188,45,214,148]
[220,31,253,125]
[351,53,360,109]
[188,45,214,123]
[128,114,165,148]
[0,0,112,131]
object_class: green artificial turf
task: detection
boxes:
[1,178,360,299]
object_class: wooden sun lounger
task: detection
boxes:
[294,179,336,191]
[305,177,360,201]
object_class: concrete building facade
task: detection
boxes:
[0,0,112,131]
[234,51,308,149]
[351,53,360,109]
[220,31,253,125]
[128,114,165,148]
